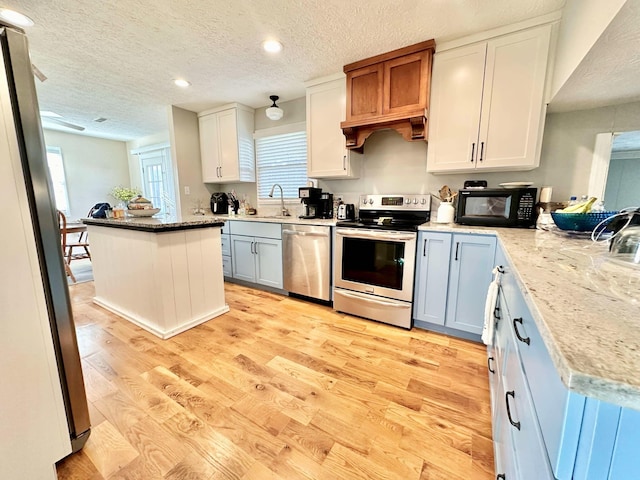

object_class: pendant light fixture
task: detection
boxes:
[265,95,284,121]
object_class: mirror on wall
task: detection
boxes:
[604,131,640,211]
[589,130,640,212]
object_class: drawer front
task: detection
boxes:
[503,332,554,480]
[229,220,282,239]
[222,256,231,277]
[221,233,231,256]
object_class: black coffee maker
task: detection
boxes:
[318,192,333,219]
[298,187,322,219]
[210,192,229,214]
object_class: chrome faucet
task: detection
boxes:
[268,183,290,216]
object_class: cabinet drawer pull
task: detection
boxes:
[470,142,476,163]
[488,356,495,374]
[454,242,460,261]
[513,317,530,345]
[493,305,500,320]
[343,155,346,170]
[505,391,520,430]
[497,475,506,480]
[479,141,485,162]
[251,242,255,254]
[423,238,427,257]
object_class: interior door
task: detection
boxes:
[140,146,176,216]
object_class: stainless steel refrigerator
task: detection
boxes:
[0,22,90,452]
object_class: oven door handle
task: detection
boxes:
[336,228,415,241]
[337,290,411,309]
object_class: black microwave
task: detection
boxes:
[455,187,537,228]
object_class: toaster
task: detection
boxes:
[337,203,355,220]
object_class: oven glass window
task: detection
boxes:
[465,196,511,218]
[342,237,404,290]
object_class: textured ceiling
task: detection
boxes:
[549,0,640,112]
[6,0,569,141]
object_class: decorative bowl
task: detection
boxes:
[126,208,160,217]
[550,211,618,232]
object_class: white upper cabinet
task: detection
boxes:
[427,24,552,173]
[306,75,361,179]
[199,103,255,183]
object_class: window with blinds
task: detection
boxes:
[256,130,308,200]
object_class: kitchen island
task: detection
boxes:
[84,216,227,339]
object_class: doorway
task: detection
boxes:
[134,144,177,216]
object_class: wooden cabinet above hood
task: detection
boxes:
[341,39,435,151]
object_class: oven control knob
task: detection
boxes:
[405,198,411,204]
[368,198,374,205]
[420,198,426,205]
[413,198,418,204]
[362,197,367,205]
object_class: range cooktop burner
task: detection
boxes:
[337,194,431,231]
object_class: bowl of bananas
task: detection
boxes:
[551,197,617,231]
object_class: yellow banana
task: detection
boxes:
[556,197,597,213]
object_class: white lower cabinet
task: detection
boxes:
[228,221,283,289]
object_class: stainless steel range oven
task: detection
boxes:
[333,194,430,329]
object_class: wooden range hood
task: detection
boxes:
[341,39,435,151]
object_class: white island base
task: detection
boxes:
[87,221,228,339]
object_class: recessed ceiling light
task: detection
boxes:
[174,79,191,88]
[0,9,35,27]
[262,40,283,53]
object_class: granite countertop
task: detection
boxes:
[420,222,640,410]
[83,215,225,232]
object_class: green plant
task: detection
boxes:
[110,186,141,203]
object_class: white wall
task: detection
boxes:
[169,106,213,217]
[43,129,130,219]
[550,0,626,99]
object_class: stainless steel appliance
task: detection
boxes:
[334,194,431,328]
[337,203,355,220]
[298,187,333,219]
[210,192,229,214]
[456,187,537,228]
[0,23,90,451]
[283,225,332,301]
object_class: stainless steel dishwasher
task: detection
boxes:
[282,224,332,301]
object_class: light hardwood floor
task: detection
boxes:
[56,281,494,480]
